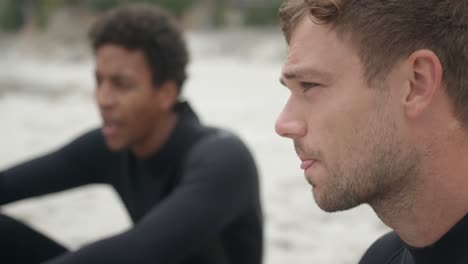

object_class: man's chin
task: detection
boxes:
[313,191,361,213]
[104,139,127,152]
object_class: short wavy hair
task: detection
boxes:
[279,0,468,125]
[89,4,189,94]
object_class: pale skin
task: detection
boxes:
[94,44,178,158]
[275,17,468,247]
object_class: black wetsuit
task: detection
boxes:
[360,214,468,264]
[0,102,263,264]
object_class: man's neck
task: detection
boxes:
[374,182,467,247]
[131,112,177,158]
[371,133,468,247]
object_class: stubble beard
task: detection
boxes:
[314,112,419,213]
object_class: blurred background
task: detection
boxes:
[0,1,388,263]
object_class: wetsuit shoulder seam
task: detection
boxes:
[384,246,407,264]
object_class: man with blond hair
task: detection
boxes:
[275,0,468,263]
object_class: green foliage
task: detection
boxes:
[212,0,227,27]
[81,0,198,15]
[82,0,122,11]
[243,2,282,26]
[37,0,65,28]
[153,0,198,16]
[0,0,65,31]
[0,0,283,32]
[0,0,24,32]
[211,1,283,27]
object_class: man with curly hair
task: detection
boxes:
[276,0,468,263]
[0,4,263,264]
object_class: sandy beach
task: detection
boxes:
[0,29,389,264]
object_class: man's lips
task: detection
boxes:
[102,119,123,137]
[300,159,316,170]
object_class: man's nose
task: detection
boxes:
[275,99,307,139]
[95,84,116,109]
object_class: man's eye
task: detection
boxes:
[300,82,319,92]
[113,78,130,90]
[114,80,125,88]
[95,75,103,88]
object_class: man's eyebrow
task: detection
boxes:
[282,67,332,81]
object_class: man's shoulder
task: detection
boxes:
[193,127,253,158]
[60,128,114,157]
[183,126,257,177]
[359,231,408,264]
[179,126,259,198]
[197,127,241,142]
[64,128,105,148]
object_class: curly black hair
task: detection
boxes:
[89,4,189,94]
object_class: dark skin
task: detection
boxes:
[94,44,178,157]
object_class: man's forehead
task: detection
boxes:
[285,21,335,63]
[287,17,354,57]
[282,21,362,81]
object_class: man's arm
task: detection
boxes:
[44,131,260,264]
[0,129,114,205]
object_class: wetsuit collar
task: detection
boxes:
[141,101,202,168]
[406,214,468,263]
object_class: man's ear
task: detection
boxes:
[403,49,443,119]
[158,80,179,111]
